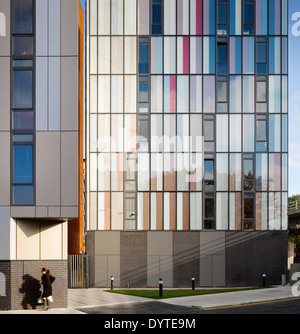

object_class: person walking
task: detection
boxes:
[40,267,52,311]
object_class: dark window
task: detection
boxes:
[217,43,228,74]
[204,195,215,229]
[12,0,33,34]
[12,111,34,130]
[13,144,33,184]
[13,70,33,109]
[244,158,254,191]
[139,38,149,74]
[217,0,228,35]
[243,1,254,34]
[244,197,254,229]
[204,159,214,191]
[152,0,162,35]
[12,36,34,56]
[12,185,34,205]
[256,38,267,74]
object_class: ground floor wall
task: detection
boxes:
[0,260,67,311]
[86,231,288,288]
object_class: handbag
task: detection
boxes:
[48,295,53,303]
[37,293,43,304]
[50,275,56,284]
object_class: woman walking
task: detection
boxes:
[40,267,52,311]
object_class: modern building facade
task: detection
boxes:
[0,0,80,310]
[86,0,289,288]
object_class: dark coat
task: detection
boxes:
[41,273,52,298]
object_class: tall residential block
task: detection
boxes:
[86,0,288,288]
[0,0,80,310]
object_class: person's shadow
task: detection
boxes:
[19,274,42,310]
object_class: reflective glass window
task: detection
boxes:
[13,145,33,184]
[13,70,33,109]
[12,0,33,34]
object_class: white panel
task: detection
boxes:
[177,193,183,230]
[10,218,17,260]
[164,193,170,230]
[137,193,143,230]
[36,0,48,56]
[41,222,62,260]
[49,57,61,130]
[49,0,61,56]
[36,57,48,131]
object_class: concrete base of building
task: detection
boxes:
[86,230,288,288]
[0,260,67,311]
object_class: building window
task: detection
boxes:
[13,70,33,109]
[217,0,228,35]
[204,115,215,152]
[204,193,215,229]
[256,37,267,74]
[243,196,254,229]
[152,0,162,35]
[256,115,267,152]
[256,76,267,113]
[12,0,33,34]
[243,0,254,34]
[204,159,214,191]
[243,154,254,191]
[11,0,35,206]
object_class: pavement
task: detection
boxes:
[0,285,297,314]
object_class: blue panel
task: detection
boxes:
[13,185,34,205]
[13,145,33,184]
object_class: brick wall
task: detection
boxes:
[0,260,67,311]
[225,231,288,287]
[0,262,11,311]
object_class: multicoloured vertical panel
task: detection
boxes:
[229,0,241,35]
[203,0,215,35]
[256,0,268,35]
[229,37,241,74]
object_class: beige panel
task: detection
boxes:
[0,58,10,131]
[62,220,68,259]
[61,0,78,56]
[0,0,10,56]
[16,220,40,260]
[111,193,123,230]
[61,57,78,131]
[11,206,35,218]
[35,206,48,218]
[61,132,78,206]
[95,255,121,288]
[147,255,160,286]
[41,222,63,260]
[36,132,61,206]
[200,231,225,256]
[95,255,108,287]
[0,132,10,205]
[147,231,173,256]
[95,231,120,255]
[107,255,120,287]
[61,206,78,218]
[48,206,60,218]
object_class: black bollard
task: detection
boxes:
[111,276,114,290]
[262,273,266,287]
[159,278,163,297]
[192,277,195,290]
